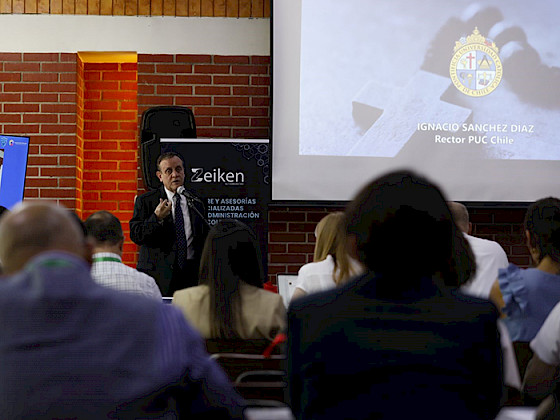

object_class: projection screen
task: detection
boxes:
[272,0,560,202]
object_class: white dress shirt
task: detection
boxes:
[91,252,162,300]
[164,187,194,259]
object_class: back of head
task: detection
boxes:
[0,202,87,274]
[199,219,263,338]
[314,212,345,262]
[84,210,124,246]
[448,201,470,233]
[524,197,560,263]
[346,171,474,291]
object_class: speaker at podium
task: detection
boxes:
[140,106,196,190]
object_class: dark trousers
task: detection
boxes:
[166,259,199,297]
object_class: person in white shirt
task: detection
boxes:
[449,202,521,391]
[524,301,560,417]
[448,202,509,299]
[291,212,362,301]
[85,210,162,300]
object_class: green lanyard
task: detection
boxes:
[92,257,121,263]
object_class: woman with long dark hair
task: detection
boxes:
[288,171,502,419]
[173,219,286,339]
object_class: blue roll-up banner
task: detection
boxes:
[161,138,270,277]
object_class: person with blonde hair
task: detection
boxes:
[291,211,361,301]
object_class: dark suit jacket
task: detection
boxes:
[288,271,503,420]
[130,185,208,295]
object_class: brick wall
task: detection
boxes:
[0,52,77,208]
[267,205,531,284]
[0,51,532,278]
[137,54,270,140]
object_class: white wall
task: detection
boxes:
[0,15,269,54]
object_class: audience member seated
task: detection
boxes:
[288,171,503,420]
[448,201,509,299]
[490,197,560,342]
[291,211,362,302]
[448,204,521,391]
[85,210,162,300]
[0,203,244,419]
[173,220,286,340]
[523,300,560,402]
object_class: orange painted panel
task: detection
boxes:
[263,0,269,17]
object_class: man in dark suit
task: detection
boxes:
[288,171,503,419]
[130,152,208,296]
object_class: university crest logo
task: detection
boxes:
[449,27,503,97]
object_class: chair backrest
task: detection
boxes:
[210,353,286,383]
[207,339,288,406]
[205,339,275,356]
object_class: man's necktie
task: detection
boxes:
[174,193,188,269]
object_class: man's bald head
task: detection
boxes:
[0,202,88,274]
[448,201,471,234]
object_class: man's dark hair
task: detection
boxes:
[156,152,185,172]
[85,211,124,245]
[345,170,475,292]
[68,210,88,238]
[0,205,9,219]
[524,197,560,263]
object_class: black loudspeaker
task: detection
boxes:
[140,106,197,190]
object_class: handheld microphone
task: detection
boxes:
[177,186,202,204]
[177,186,209,227]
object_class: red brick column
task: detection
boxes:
[78,55,138,266]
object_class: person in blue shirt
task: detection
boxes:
[0,202,244,419]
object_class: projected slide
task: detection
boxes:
[0,135,30,209]
[299,0,560,161]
